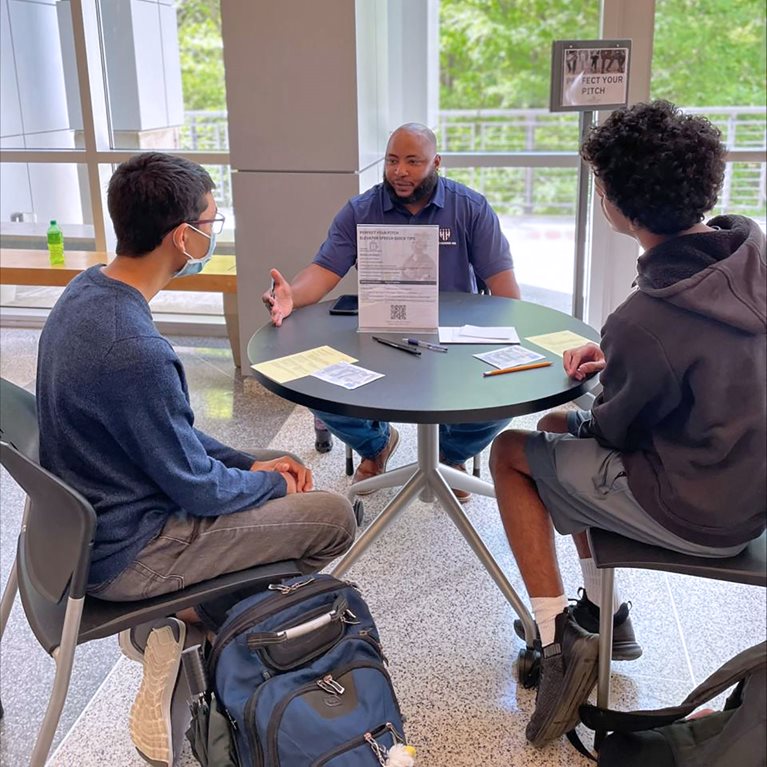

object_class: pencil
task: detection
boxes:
[482,360,552,377]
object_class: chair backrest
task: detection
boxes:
[0,441,96,653]
[0,377,39,462]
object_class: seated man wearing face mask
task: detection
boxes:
[36,152,356,767]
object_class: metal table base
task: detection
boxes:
[332,423,536,640]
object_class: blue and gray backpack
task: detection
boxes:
[209,574,406,766]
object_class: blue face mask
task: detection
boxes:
[175,225,216,278]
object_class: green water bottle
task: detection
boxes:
[47,220,64,265]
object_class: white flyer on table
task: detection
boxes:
[474,345,547,369]
[311,361,384,390]
[439,326,519,344]
[356,224,439,333]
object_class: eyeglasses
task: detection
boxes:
[188,214,226,235]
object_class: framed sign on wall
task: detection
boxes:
[550,39,632,112]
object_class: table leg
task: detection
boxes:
[427,464,534,629]
[223,292,241,369]
[347,461,418,499]
[332,469,427,577]
[332,422,535,633]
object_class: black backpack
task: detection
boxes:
[576,641,766,767]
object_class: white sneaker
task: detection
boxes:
[129,618,186,766]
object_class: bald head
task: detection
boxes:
[388,123,437,154]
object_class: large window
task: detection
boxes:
[438,0,766,317]
[652,0,766,225]
[439,1,600,312]
[0,0,231,314]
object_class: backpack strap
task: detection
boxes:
[580,641,766,734]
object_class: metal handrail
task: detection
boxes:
[180,107,766,218]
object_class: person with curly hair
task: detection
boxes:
[489,100,766,747]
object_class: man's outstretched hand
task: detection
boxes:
[261,268,294,327]
[250,455,314,494]
[563,342,605,381]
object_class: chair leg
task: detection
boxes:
[472,453,481,478]
[0,557,17,720]
[29,597,84,767]
[594,566,615,750]
[0,557,18,642]
[345,444,354,476]
[1,496,29,643]
[597,567,615,708]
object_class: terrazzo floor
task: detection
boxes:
[1,329,764,767]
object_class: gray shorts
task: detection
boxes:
[525,418,745,559]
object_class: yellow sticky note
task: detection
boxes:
[525,330,595,357]
[251,345,357,383]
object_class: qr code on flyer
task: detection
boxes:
[390,304,407,321]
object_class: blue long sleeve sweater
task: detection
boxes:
[36,266,286,587]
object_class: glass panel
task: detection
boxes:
[0,162,92,243]
[203,163,234,245]
[2,285,65,310]
[0,0,80,150]
[443,167,577,314]
[99,0,228,152]
[653,1,766,230]
[652,0,766,109]
[438,1,599,152]
[149,290,223,316]
[716,162,767,227]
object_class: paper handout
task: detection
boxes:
[311,361,384,390]
[439,325,519,344]
[474,345,547,369]
[357,224,439,332]
[251,346,357,383]
[525,330,595,357]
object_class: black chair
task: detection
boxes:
[587,527,767,721]
[0,378,39,690]
[0,379,301,767]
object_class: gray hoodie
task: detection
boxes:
[584,215,766,547]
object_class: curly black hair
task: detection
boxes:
[580,100,726,234]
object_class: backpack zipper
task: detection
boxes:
[310,723,389,767]
[209,577,353,680]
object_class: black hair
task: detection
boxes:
[580,100,726,234]
[107,152,215,256]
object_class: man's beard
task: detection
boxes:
[383,168,439,206]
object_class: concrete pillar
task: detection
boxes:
[221,0,438,366]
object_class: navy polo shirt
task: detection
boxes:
[312,177,514,293]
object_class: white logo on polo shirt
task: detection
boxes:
[439,227,457,245]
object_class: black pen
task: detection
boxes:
[372,336,421,356]
[403,337,448,353]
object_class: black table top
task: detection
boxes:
[247,293,600,424]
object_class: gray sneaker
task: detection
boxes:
[513,588,642,661]
[525,607,599,747]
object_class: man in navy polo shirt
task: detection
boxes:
[263,123,520,501]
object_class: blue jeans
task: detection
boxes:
[313,410,510,464]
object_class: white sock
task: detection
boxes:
[580,557,621,615]
[531,595,569,646]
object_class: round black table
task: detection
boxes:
[248,294,599,633]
